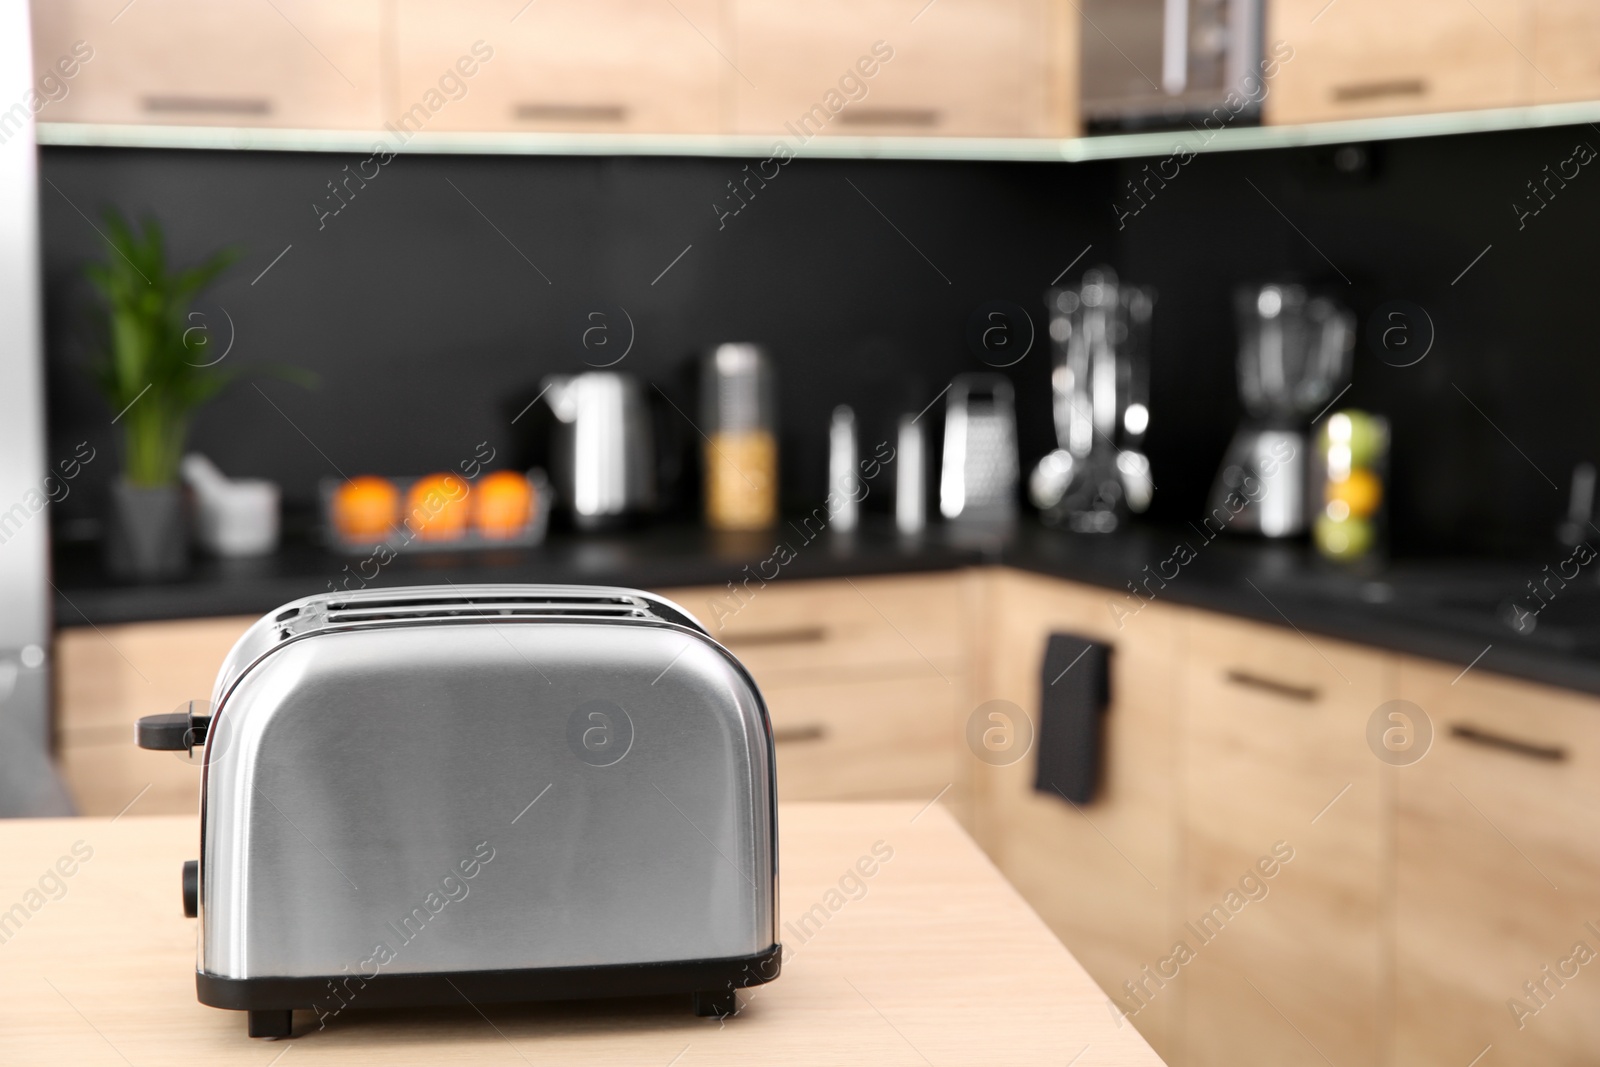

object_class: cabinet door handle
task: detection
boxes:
[1449,724,1567,762]
[1331,79,1427,103]
[1223,669,1320,703]
[772,724,827,745]
[720,626,828,649]
[142,96,272,116]
[836,107,942,129]
[514,102,628,123]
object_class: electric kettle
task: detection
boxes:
[541,373,656,530]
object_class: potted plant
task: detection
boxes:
[88,211,239,580]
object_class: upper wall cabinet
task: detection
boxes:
[1531,0,1600,104]
[1265,0,1526,124]
[32,0,1589,147]
[729,0,1070,138]
[30,0,382,128]
[391,0,725,135]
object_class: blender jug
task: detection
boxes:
[1205,283,1354,538]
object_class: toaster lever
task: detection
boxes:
[135,701,212,752]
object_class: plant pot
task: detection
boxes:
[104,479,189,581]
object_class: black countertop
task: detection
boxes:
[50,522,982,623]
[51,518,1600,698]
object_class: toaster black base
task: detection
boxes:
[198,944,782,1038]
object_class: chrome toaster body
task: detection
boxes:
[139,585,779,1037]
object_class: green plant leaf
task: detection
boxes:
[84,210,308,486]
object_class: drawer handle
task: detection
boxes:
[720,626,828,649]
[1331,79,1427,103]
[836,107,942,128]
[142,96,272,116]
[1223,669,1319,703]
[772,724,827,745]
[514,102,628,123]
[1449,724,1567,762]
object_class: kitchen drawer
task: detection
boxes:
[31,0,382,128]
[1531,0,1600,104]
[655,573,971,687]
[1265,0,1524,124]
[392,0,724,134]
[979,570,1181,1061]
[729,0,1060,138]
[762,673,964,810]
[54,617,254,816]
[1393,659,1600,1066]
[1178,611,1390,1067]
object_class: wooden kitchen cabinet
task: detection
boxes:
[729,0,1071,138]
[30,0,383,128]
[976,570,1181,1061]
[53,575,974,819]
[391,0,725,134]
[32,0,1076,139]
[1265,0,1526,124]
[1530,0,1600,104]
[50,565,1600,1067]
[54,616,255,817]
[1177,612,1391,1067]
[1393,658,1600,1066]
[655,572,978,822]
[760,674,962,802]
[659,571,970,685]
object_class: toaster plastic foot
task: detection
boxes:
[247,1009,293,1039]
[693,989,738,1018]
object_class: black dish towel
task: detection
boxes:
[1033,633,1112,805]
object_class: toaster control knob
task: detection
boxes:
[182,860,198,918]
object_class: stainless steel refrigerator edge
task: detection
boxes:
[0,0,71,816]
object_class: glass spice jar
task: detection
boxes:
[701,343,777,530]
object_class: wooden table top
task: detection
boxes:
[0,802,1163,1065]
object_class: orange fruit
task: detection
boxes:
[474,471,534,539]
[1326,468,1383,518]
[405,474,470,541]
[332,476,399,541]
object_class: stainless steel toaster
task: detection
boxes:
[136,585,780,1038]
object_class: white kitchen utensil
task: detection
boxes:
[180,454,280,557]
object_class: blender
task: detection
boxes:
[1031,267,1157,533]
[1207,283,1354,537]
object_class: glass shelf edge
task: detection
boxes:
[35,100,1600,163]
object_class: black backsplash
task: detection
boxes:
[1109,126,1600,557]
[37,122,1600,557]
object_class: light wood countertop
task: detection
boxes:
[0,802,1164,1065]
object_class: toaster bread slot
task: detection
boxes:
[261,588,709,641]
[323,594,648,624]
